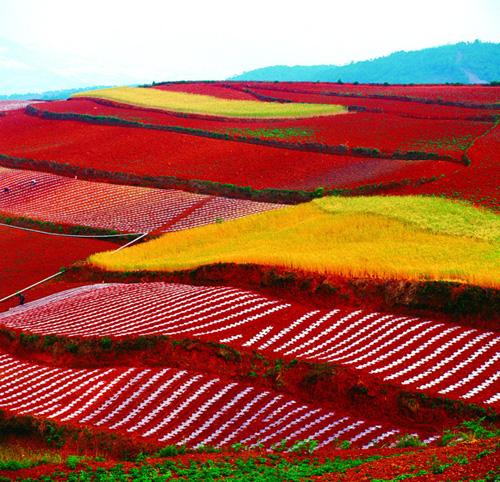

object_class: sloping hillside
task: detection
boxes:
[232,41,500,84]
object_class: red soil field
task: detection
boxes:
[394,123,500,209]
[339,439,500,481]
[152,82,258,100]
[1,440,498,482]
[0,224,115,307]
[236,81,500,105]
[0,111,457,190]
[35,99,490,161]
[237,85,500,120]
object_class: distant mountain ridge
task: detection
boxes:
[231,41,500,84]
[0,86,113,101]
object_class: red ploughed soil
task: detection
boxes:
[1,440,498,481]
[236,84,500,120]
[0,225,115,310]
[36,99,490,161]
[152,81,259,100]
[0,111,457,190]
[394,124,500,209]
[336,439,500,481]
[237,81,500,106]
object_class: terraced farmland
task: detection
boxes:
[1,282,498,408]
[1,80,499,480]
[0,167,283,233]
[0,349,409,449]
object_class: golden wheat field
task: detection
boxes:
[73,86,348,118]
[89,196,500,287]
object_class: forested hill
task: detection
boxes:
[231,41,500,84]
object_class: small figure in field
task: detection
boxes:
[16,292,25,305]
[30,179,37,186]
[2,187,9,193]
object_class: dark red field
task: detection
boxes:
[231,81,500,106]
[35,98,490,160]
[0,110,461,191]
[0,225,115,307]
[395,123,499,208]
[153,82,258,99]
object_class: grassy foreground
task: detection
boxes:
[73,87,347,118]
[89,196,500,287]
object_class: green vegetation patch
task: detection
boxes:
[225,127,315,140]
[6,454,381,481]
[408,135,474,152]
[314,195,500,242]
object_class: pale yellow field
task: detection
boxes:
[89,196,500,287]
[73,86,347,118]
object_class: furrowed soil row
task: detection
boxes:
[1,282,498,409]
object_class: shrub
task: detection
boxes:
[314,187,325,198]
[66,455,84,470]
[156,445,187,457]
[351,146,381,157]
[395,434,426,448]
[99,336,113,350]
[290,439,318,454]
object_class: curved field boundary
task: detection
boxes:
[0,167,284,234]
[151,82,260,100]
[0,349,406,449]
[0,221,142,238]
[152,81,500,106]
[2,282,498,409]
[0,153,451,205]
[73,87,347,119]
[27,104,456,162]
[223,84,500,122]
[73,96,288,123]
[392,121,500,210]
[36,98,493,161]
[233,83,500,110]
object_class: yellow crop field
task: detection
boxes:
[73,87,347,118]
[89,196,500,287]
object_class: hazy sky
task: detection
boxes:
[0,0,499,91]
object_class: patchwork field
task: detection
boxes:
[397,122,500,209]
[1,81,498,481]
[0,83,498,209]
